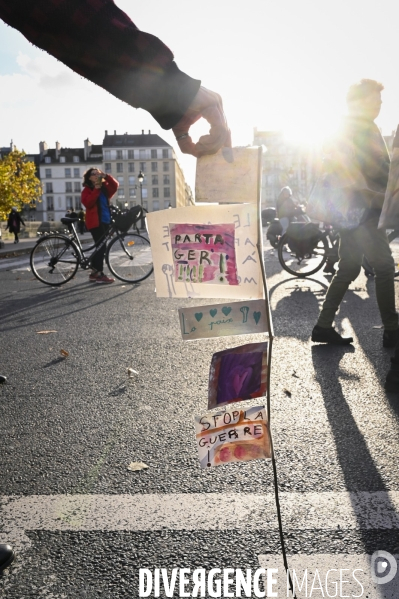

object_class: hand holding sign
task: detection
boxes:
[173,87,231,158]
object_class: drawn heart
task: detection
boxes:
[210,309,217,317]
[253,311,261,325]
[194,312,203,322]
[222,306,232,316]
[233,367,252,396]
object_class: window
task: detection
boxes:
[45,168,52,178]
[116,162,123,173]
[74,196,81,210]
[104,150,111,160]
[140,162,146,172]
[65,182,72,192]
[128,150,134,159]
[45,182,53,193]
[152,200,159,211]
[73,168,80,178]
[151,162,158,172]
[152,175,158,185]
[152,188,159,198]
[129,188,137,197]
[45,156,51,163]
[163,162,169,172]
[128,162,134,172]
[65,168,71,177]
[73,156,80,162]
[151,149,157,159]
[128,176,135,185]
[59,156,65,163]
[46,196,54,210]
[105,163,111,173]
[116,150,123,159]
[66,196,73,209]
[117,176,124,185]
[139,149,146,159]
[143,200,148,210]
[118,188,125,198]
[164,187,170,198]
[142,188,148,199]
[74,182,80,192]
[164,200,172,209]
[163,175,170,185]
[162,149,169,159]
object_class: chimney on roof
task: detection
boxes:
[148,130,151,134]
[84,138,92,161]
[55,141,61,159]
[142,130,144,135]
[114,130,116,135]
[105,130,108,136]
[39,141,48,157]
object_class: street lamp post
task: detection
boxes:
[137,170,144,230]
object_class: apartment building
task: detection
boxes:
[37,139,103,222]
[253,128,318,208]
[102,130,187,212]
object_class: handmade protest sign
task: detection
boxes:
[194,405,271,468]
[195,147,260,204]
[208,342,268,409]
[170,223,238,286]
[146,204,263,299]
[179,300,268,340]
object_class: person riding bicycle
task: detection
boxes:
[81,168,118,284]
[276,187,298,233]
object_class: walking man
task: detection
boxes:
[312,79,398,346]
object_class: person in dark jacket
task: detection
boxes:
[312,79,398,347]
[81,168,118,284]
[6,207,25,243]
[0,0,230,158]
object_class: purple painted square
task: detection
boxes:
[216,351,263,405]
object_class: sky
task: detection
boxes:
[1,0,399,191]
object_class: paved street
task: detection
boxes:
[2,236,399,597]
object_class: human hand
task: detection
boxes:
[172,86,231,158]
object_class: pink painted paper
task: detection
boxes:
[170,223,238,285]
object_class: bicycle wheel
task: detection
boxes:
[278,232,328,277]
[30,235,79,285]
[106,232,153,283]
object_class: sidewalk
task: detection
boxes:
[0,233,93,259]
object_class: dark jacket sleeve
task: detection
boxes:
[0,0,200,129]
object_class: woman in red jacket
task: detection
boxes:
[81,168,118,284]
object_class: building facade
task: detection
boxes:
[37,140,102,222]
[102,130,187,212]
[253,128,318,209]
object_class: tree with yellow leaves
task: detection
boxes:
[0,149,42,220]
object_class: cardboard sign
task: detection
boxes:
[146,204,263,299]
[208,342,268,409]
[178,300,268,340]
[194,405,271,468]
[195,147,260,204]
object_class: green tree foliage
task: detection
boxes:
[0,149,42,220]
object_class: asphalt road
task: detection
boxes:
[2,236,399,598]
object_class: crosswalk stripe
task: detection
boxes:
[3,491,399,535]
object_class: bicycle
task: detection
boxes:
[30,207,153,286]
[276,223,399,278]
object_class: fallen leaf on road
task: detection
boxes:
[127,462,148,472]
[292,371,299,378]
[37,330,57,334]
[127,368,138,378]
[60,349,69,357]
[283,389,292,397]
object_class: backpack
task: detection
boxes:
[285,222,321,257]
